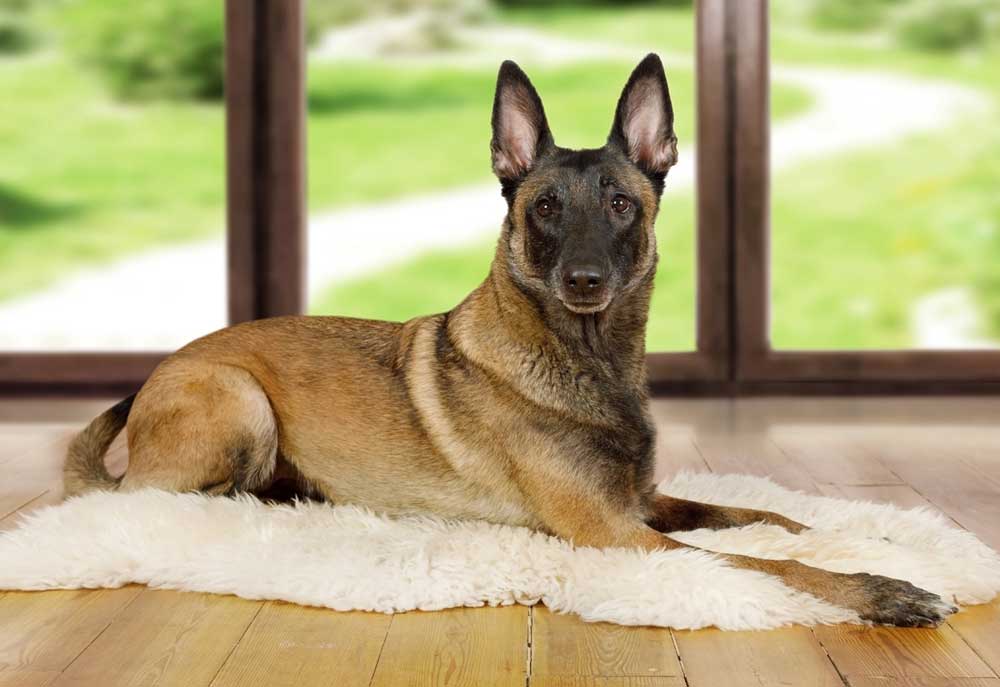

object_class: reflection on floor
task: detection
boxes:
[1,396,999,686]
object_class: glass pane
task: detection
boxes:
[305,1,711,351]
[770,0,999,349]
[0,2,225,350]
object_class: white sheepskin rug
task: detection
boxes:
[1,472,998,631]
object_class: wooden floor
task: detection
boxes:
[1,396,999,687]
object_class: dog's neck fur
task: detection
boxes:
[446,235,654,426]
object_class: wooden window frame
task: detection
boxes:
[0,0,306,396]
[727,0,1000,394]
[2,0,997,396]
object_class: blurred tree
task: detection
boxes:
[809,0,905,32]
[494,0,683,5]
[896,1,992,52]
[61,0,223,101]
[308,0,493,39]
[0,0,50,54]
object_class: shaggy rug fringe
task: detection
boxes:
[1,472,998,631]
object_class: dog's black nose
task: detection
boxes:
[562,266,605,297]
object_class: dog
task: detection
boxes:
[65,54,955,627]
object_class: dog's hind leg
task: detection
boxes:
[118,362,278,496]
[646,493,807,534]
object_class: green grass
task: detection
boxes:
[311,191,701,349]
[0,56,225,300]
[771,121,1000,347]
[315,2,1000,349]
[0,43,807,330]
[765,2,1000,347]
[8,2,996,349]
[497,3,697,55]
[305,60,706,207]
[310,61,811,352]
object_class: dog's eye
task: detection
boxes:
[535,198,553,218]
[611,194,632,214]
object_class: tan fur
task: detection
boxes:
[63,57,953,627]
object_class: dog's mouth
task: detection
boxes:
[558,296,612,315]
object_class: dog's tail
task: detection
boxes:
[63,394,135,497]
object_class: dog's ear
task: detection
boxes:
[608,53,678,179]
[491,60,554,183]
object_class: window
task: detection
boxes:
[3,0,997,394]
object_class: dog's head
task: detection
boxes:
[491,54,677,315]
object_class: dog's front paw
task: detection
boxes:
[852,572,957,627]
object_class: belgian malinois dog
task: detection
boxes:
[66,55,955,627]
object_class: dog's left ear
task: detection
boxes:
[608,53,678,179]
[491,60,554,184]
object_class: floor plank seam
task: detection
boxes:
[946,620,1000,680]
[52,586,147,683]
[0,488,50,522]
[684,438,715,475]
[902,479,972,531]
[205,600,265,687]
[684,436,713,473]
[809,626,851,687]
[870,457,910,493]
[525,604,533,687]
[667,630,691,687]
[837,482,907,488]
[366,611,394,687]
[0,488,53,524]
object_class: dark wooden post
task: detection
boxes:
[226,0,307,323]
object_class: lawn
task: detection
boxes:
[0,37,806,312]
[317,3,1000,349]
[310,55,810,351]
[4,2,997,350]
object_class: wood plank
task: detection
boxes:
[948,600,1000,677]
[772,430,902,486]
[653,431,711,483]
[531,607,681,678]
[0,424,126,529]
[814,624,993,679]
[673,626,844,687]
[0,434,71,520]
[847,679,1000,687]
[692,431,822,494]
[0,427,69,463]
[530,678,685,687]
[0,671,61,687]
[814,483,941,513]
[0,400,113,424]
[0,490,63,532]
[869,434,1000,551]
[50,590,260,687]
[369,605,528,687]
[0,587,142,674]
[211,601,391,687]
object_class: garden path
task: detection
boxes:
[0,26,987,349]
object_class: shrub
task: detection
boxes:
[809,0,902,32]
[494,0,675,5]
[0,0,53,54]
[61,0,224,101]
[895,2,989,52]
[0,12,37,53]
[309,0,493,39]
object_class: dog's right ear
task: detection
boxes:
[490,60,553,184]
[608,53,677,181]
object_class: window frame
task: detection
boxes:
[729,0,1000,393]
[3,0,998,396]
[0,0,307,396]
